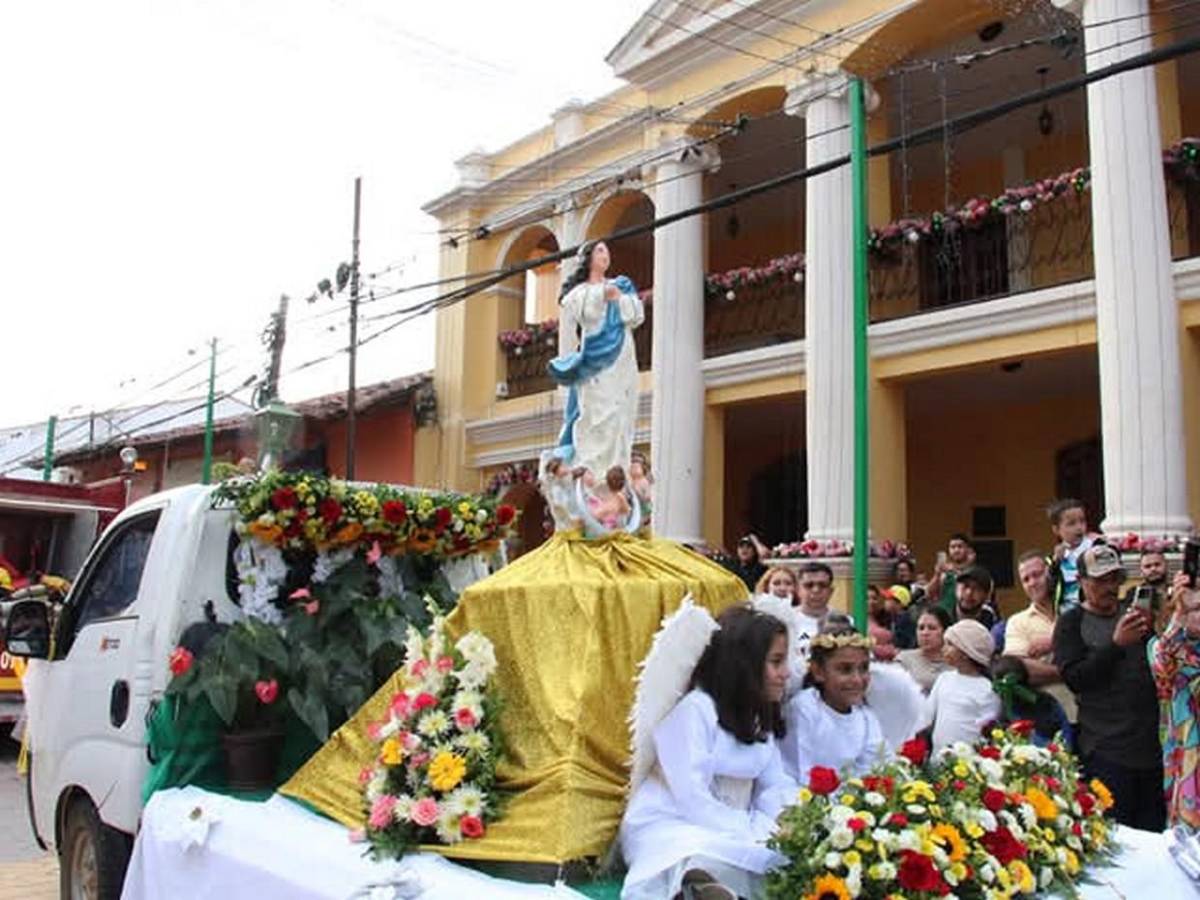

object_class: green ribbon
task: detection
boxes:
[993,673,1040,721]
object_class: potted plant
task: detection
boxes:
[165,616,290,790]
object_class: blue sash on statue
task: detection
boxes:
[547,276,636,463]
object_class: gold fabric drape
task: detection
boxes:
[280,532,746,863]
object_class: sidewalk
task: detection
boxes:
[0,854,56,899]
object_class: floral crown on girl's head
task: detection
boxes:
[809,631,874,651]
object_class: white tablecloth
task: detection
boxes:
[121,787,1198,899]
[120,787,588,900]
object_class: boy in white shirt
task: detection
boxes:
[925,619,1001,753]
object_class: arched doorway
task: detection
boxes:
[498,225,561,332]
[584,190,655,292]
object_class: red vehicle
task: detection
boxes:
[0,477,125,727]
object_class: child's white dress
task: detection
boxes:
[619,689,796,900]
[924,670,1002,753]
[781,687,887,785]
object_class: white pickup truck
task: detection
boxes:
[6,484,242,898]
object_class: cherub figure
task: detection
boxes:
[629,451,653,515]
[586,465,632,531]
[540,453,582,532]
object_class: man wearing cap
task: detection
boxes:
[1053,543,1164,831]
[950,565,998,630]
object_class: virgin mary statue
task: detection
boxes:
[547,240,645,480]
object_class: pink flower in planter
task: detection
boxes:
[254,679,279,705]
[799,539,822,557]
[410,797,439,827]
[289,587,311,601]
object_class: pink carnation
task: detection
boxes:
[390,692,411,719]
[410,797,439,828]
[435,655,455,674]
[368,795,397,830]
[410,658,430,679]
[358,766,374,786]
[454,708,478,730]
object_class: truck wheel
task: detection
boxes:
[59,796,131,900]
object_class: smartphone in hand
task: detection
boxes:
[1185,539,1200,589]
[1133,584,1157,615]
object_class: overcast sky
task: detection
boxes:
[0,0,650,429]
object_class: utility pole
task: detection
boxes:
[42,415,57,482]
[201,337,218,485]
[849,78,870,632]
[265,294,289,402]
[346,176,362,480]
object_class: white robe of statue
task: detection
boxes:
[559,280,644,478]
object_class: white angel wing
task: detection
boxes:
[628,598,719,793]
[749,594,806,698]
[866,662,925,751]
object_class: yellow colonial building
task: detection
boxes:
[419,0,1200,606]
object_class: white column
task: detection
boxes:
[1069,0,1192,535]
[648,141,718,544]
[789,73,855,542]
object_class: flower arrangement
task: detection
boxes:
[704,252,806,302]
[360,612,503,858]
[1108,532,1182,554]
[768,724,1117,900]
[213,470,517,562]
[1164,137,1200,182]
[770,539,912,560]
[485,461,538,498]
[498,319,559,355]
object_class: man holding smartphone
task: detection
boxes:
[1053,544,1164,830]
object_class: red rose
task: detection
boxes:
[899,736,928,766]
[1047,742,1060,754]
[319,497,343,525]
[1045,776,1061,792]
[848,817,867,833]
[284,520,303,539]
[271,486,298,510]
[1072,822,1083,837]
[897,851,946,893]
[413,692,437,712]
[980,826,1028,865]
[1077,792,1096,815]
[979,746,1002,760]
[1010,719,1035,736]
[382,500,407,524]
[168,646,194,676]
[808,766,840,796]
[983,788,1007,812]
[496,504,516,526]
[434,506,453,533]
[460,815,485,839]
[888,813,909,828]
[953,779,967,791]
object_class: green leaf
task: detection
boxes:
[359,614,391,656]
[205,675,237,726]
[252,625,289,669]
[288,687,329,742]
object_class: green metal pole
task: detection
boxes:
[42,415,57,482]
[850,78,870,633]
[201,337,217,484]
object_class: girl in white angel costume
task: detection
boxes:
[620,604,797,900]
[781,622,887,785]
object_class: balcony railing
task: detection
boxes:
[703,277,805,356]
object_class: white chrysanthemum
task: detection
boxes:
[906,804,927,816]
[871,828,896,851]
[932,847,949,867]
[845,866,862,897]
[1039,867,1055,889]
[435,811,463,844]
[444,785,486,818]
[392,795,415,823]
[313,546,356,583]
[828,826,854,850]
[979,863,995,884]
[455,632,496,670]
[453,690,483,716]
[1067,834,1082,852]
[1056,847,1069,866]
[1018,803,1037,829]
[867,861,896,881]
[376,555,405,598]
[417,710,450,737]
[455,662,492,690]
[455,731,491,756]
[977,809,999,832]
[863,791,885,808]
[365,772,387,804]
[829,804,857,824]
[979,759,1005,782]
[824,851,842,869]
[897,830,922,851]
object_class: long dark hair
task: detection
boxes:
[690,605,787,744]
[559,241,600,302]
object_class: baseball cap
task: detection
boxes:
[956,564,993,593]
[1080,543,1123,579]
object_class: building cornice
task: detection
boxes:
[700,340,805,387]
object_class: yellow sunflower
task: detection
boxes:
[932,822,968,862]
[804,873,852,900]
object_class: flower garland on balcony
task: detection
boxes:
[870,137,1199,257]
[703,251,806,302]
[485,461,537,497]
[770,538,912,560]
[498,319,558,355]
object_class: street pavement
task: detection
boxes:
[0,735,57,898]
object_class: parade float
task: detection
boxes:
[110,246,1199,898]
